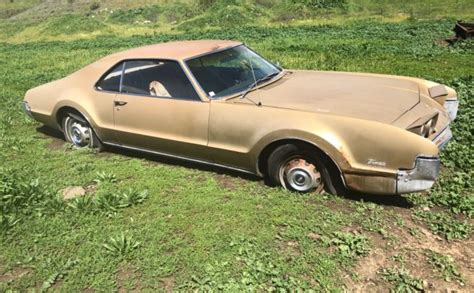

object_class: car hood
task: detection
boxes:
[254,70,421,124]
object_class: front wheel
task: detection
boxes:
[267,144,341,194]
[62,113,103,151]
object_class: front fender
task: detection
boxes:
[319,116,439,173]
[251,114,438,193]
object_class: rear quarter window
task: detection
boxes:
[96,63,123,92]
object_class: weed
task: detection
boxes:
[325,232,370,258]
[408,227,422,238]
[0,169,64,231]
[120,188,148,207]
[355,202,386,234]
[414,211,471,240]
[103,233,140,258]
[94,171,118,184]
[381,267,424,292]
[94,192,127,215]
[67,195,94,212]
[41,258,78,290]
[427,251,464,284]
[94,189,149,216]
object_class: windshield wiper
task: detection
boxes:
[240,71,280,101]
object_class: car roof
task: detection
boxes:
[105,40,242,62]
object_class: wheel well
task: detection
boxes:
[257,139,342,181]
[56,107,84,130]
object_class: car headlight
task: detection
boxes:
[443,99,458,121]
[408,116,437,138]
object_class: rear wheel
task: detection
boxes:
[62,113,103,151]
[267,144,341,194]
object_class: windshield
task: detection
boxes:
[186,45,281,98]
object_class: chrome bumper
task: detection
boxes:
[396,157,440,194]
[22,101,34,118]
[432,126,452,149]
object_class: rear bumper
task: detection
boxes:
[396,156,440,194]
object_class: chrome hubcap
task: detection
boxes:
[280,158,323,193]
[65,117,91,147]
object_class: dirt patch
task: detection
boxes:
[343,248,389,291]
[62,186,86,200]
[0,267,31,283]
[47,137,66,150]
[277,239,301,259]
[343,210,474,292]
[307,232,322,241]
[160,276,175,292]
[116,263,141,292]
[214,174,238,190]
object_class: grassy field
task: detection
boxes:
[1,0,473,291]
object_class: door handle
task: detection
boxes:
[114,100,128,106]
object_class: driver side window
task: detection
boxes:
[121,60,200,101]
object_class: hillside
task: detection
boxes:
[0,0,473,291]
[1,0,473,42]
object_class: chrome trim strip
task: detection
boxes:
[103,142,257,176]
[118,62,125,93]
[182,43,242,62]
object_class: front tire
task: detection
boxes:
[267,144,340,195]
[62,113,103,151]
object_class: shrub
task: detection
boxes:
[296,0,348,10]
[43,14,105,36]
[108,5,161,24]
[178,2,265,30]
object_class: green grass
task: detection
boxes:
[0,1,473,291]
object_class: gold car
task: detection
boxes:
[23,40,458,195]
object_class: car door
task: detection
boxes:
[113,59,211,161]
[92,62,127,144]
